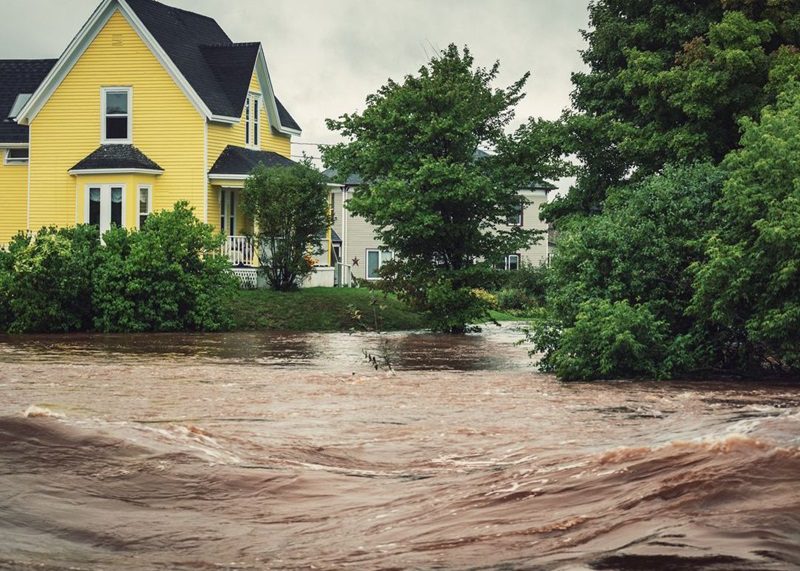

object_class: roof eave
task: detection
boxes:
[68,167,164,175]
[253,45,301,137]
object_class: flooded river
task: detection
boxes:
[0,326,799,570]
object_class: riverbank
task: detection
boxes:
[226,288,525,332]
[226,287,426,331]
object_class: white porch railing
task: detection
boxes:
[222,235,256,267]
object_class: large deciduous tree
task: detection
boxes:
[545,0,800,221]
[241,163,330,291]
[691,85,800,372]
[323,44,566,333]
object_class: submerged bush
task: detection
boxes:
[528,163,727,380]
[533,299,670,381]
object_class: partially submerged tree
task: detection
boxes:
[241,162,330,291]
[528,163,727,380]
[323,44,566,332]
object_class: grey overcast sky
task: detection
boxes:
[1,0,589,171]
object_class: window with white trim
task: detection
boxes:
[102,87,132,143]
[86,184,125,234]
[138,185,152,229]
[495,254,520,271]
[506,254,520,271]
[245,92,260,148]
[4,148,29,165]
[366,249,393,280]
[508,203,524,226]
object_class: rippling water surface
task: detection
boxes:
[1,326,799,570]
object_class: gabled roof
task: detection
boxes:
[15,0,300,134]
[209,145,295,177]
[69,144,163,173]
[0,59,57,144]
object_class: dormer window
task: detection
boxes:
[102,87,132,144]
[245,92,260,148]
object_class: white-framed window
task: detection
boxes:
[4,148,29,165]
[137,185,152,229]
[220,189,236,236]
[366,249,393,280]
[101,87,132,144]
[245,92,260,148]
[86,184,125,234]
[508,203,524,226]
[506,254,520,271]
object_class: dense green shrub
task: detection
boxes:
[495,263,549,311]
[0,202,237,334]
[496,288,534,312]
[92,202,238,332]
[528,163,726,379]
[3,226,101,333]
[533,299,670,381]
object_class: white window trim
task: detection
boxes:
[3,148,29,165]
[101,87,132,144]
[137,185,152,229]
[245,91,261,150]
[505,254,520,271]
[365,248,393,280]
[84,183,126,233]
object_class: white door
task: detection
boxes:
[87,184,125,234]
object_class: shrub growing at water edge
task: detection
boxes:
[0,225,101,333]
[0,202,238,334]
[92,201,238,332]
[528,163,727,380]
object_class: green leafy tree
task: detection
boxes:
[241,162,330,291]
[323,44,566,332]
[528,163,727,379]
[545,0,800,221]
[692,85,800,372]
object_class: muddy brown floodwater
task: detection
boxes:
[0,326,799,571]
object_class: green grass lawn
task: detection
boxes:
[226,287,427,332]
[226,287,533,332]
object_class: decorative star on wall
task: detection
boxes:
[352,257,360,267]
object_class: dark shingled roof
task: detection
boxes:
[124,0,300,130]
[70,145,163,172]
[276,98,301,132]
[209,145,295,175]
[0,59,57,143]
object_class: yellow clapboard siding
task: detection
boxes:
[0,159,28,242]
[29,9,206,231]
[207,70,291,232]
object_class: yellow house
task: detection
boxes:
[0,0,300,271]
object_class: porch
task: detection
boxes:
[221,235,349,288]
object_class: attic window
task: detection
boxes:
[7,94,32,119]
[102,87,131,144]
